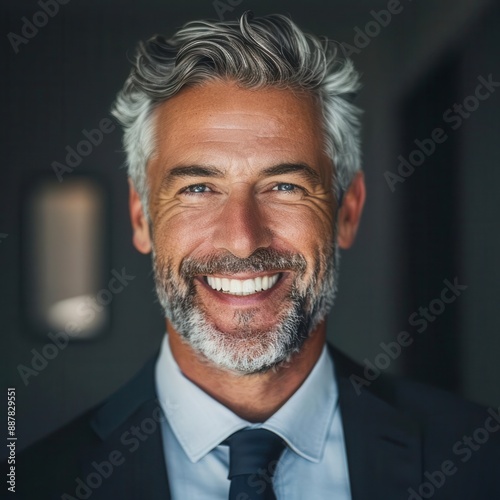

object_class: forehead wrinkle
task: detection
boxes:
[202,115,282,130]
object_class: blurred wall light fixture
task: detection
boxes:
[23,176,109,340]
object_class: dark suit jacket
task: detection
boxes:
[15,345,500,499]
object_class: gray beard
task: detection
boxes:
[152,243,339,375]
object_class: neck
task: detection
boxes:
[167,321,327,422]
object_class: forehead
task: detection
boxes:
[151,80,328,173]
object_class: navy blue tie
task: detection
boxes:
[226,428,286,500]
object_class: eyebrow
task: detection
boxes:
[261,163,321,186]
[162,162,322,187]
[165,165,226,182]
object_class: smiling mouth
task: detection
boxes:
[204,273,281,296]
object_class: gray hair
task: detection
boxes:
[111,12,362,216]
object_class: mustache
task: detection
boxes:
[179,248,307,278]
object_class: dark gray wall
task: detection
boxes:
[2,0,499,454]
[459,7,500,406]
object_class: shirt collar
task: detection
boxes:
[155,335,249,463]
[262,345,338,463]
[155,334,338,464]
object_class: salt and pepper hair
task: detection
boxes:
[111,11,362,215]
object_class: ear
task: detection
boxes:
[129,179,152,254]
[336,171,366,249]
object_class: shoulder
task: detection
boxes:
[16,408,100,499]
[329,343,500,464]
[16,356,160,499]
[328,344,500,497]
[328,342,491,419]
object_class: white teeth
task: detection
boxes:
[205,273,280,295]
[232,279,243,293]
[262,276,269,290]
[242,279,255,293]
[255,276,262,291]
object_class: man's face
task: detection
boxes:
[138,80,345,374]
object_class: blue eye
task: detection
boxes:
[272,183,298,192]
[183,184,211,194]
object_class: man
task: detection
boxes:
[18,12,500,500]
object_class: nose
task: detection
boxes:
[211,187,273,258]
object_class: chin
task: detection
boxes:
[173,302,310,375]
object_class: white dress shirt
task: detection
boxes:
[155,334,352,499]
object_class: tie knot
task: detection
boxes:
[226,428,286,479]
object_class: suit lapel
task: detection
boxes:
[116,399,171,500]
[81,357,171,499]
[330,346,423,500]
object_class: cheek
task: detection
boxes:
[266,203,335,251]
[152,205,218,262]
[266,205,335,288]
